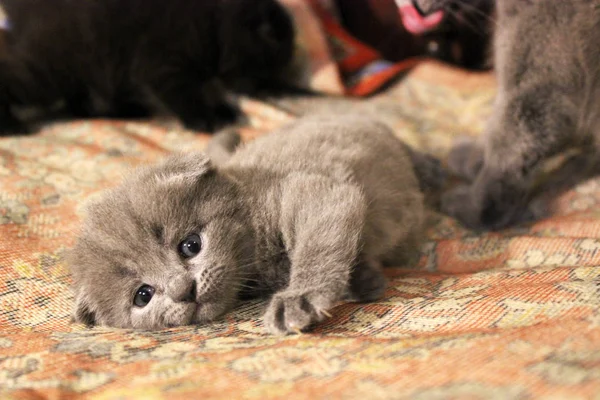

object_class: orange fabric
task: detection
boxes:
[307,0,423,96]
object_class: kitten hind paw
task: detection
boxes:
[348,261,387,303]
[442,183,528,230]
[441,184,481,229]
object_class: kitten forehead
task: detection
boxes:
[76,150,238,264]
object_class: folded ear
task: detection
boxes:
[147,151,216,187]
[72,291,97,327]
[205,131,242,166]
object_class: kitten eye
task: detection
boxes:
[134,285,155,307]
[178,234,202,259]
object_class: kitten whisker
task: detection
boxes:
[449,1,497,28]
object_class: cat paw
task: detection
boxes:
[409,149,447,193]
[447,137,483,182]
[263,289,335,335]
[349,261,387,302]
[441,184,481,229]
[442,183,529,230]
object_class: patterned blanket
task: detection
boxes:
[2,60,600,399]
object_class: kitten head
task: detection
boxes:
[68,152,254,329]
[217,0,295,82]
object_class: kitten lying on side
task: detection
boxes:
[414,0,600,230]
[69,116,442,335]
[0,0,294,134]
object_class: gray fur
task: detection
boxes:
[414,0,600,229]
[69,116,428,334]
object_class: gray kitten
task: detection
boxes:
[69,116,440,335]
[414,0,600,229]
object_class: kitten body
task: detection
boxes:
[0,0,294,134]
[414,0,600,229]
[69,116,432,334]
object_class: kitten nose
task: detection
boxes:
[169,278,197,303]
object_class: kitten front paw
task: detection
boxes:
[263,289,335,335]
[447,138,483,182]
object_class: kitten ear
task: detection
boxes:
[205,130,241,166]
[152,152,216,186]
[72,291,97,326]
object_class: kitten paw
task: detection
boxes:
[409,149,447,194]
[263,289,335,335]
[447,138,483,182]
[442,183,529,230]
[349,261,387,302]
[441,184,481,229]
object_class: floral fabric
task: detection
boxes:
[2,61,600,399]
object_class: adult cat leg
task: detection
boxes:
[442,85,577,230]
[150,72,241,133]
[263,173,375,334]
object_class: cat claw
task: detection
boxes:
[290,326,303,335]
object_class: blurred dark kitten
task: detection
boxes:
[0,0,295,134]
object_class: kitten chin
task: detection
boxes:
[0,0,295,135]
[192,302,232,325]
